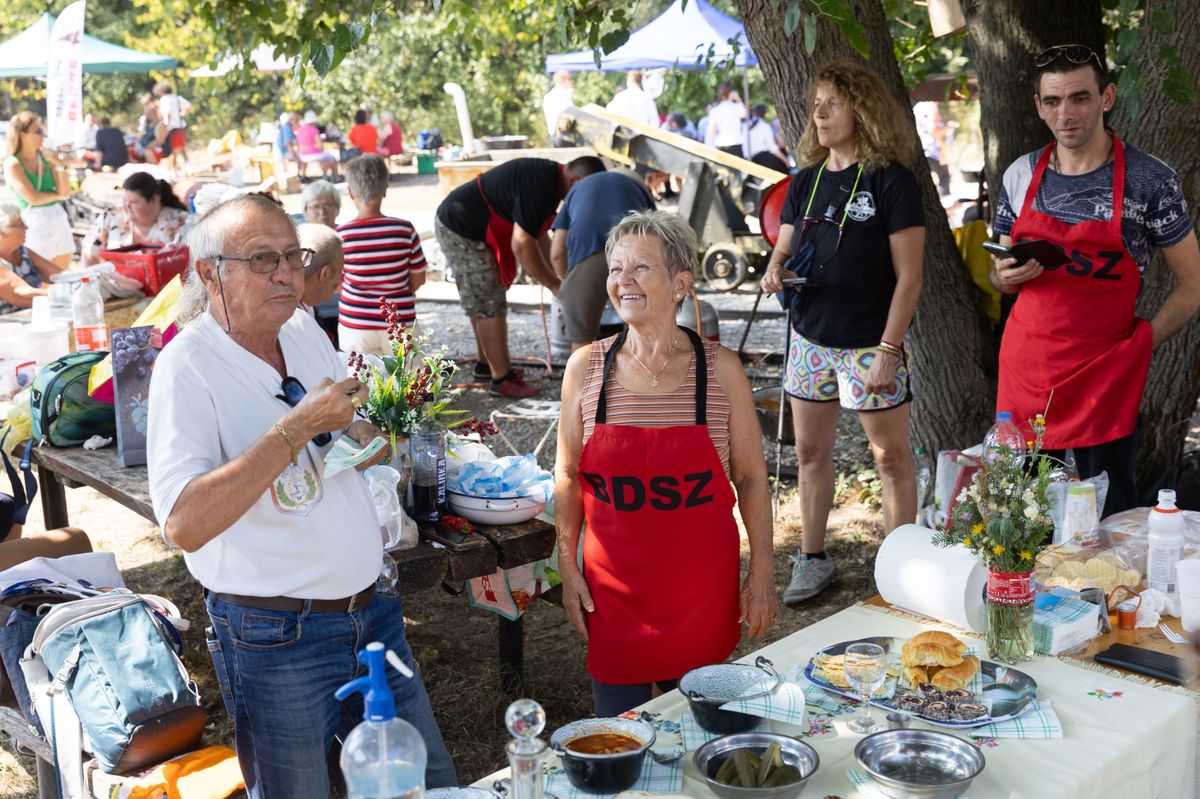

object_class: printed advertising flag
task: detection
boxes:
[46,1,86,148]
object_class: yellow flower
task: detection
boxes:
[963,538,972,548]
[971,523,984,536]
[992,544,1005,555]
[1020,550,1033,561]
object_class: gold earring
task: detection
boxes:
[674,293,681,300]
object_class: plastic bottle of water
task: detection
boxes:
[981,411,1026,464]
[71,277,108,352]
[914,446,932,510]
[338,643,427,799]
[1148,489,1185,598]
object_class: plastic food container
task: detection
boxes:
[98,244,189,296]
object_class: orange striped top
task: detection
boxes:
[580,334,732,477]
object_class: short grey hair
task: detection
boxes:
[0,203,21,227]
[345,154,389,203]
[297,223,343,276]
[301,179,341,212]
[605,210,698,276]
[177,194,294,325]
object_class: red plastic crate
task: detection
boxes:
[97,243,189,296]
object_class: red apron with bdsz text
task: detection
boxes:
[997,133,1152,449]
[578,327,741,684]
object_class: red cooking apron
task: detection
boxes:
[578,326,741,684]
[475,167,560,289]
[997,133,1152,449]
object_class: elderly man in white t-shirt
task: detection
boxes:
[147,195,456,799]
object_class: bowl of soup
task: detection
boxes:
[550,717,657,793]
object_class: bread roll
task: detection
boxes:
[930,655,980,690]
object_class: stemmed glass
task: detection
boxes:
[844,643,886,734]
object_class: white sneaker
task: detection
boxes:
[782,554,837,606]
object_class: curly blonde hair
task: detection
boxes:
[797,61,911,173]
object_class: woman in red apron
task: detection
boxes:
[997,133,1152,453]
[554,210,777,716]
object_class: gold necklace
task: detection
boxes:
[629,336,678,388]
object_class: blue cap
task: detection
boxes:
[995,411,1012,422]
[334,642,395,722]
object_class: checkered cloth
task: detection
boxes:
[970,699,1062,739]
[679,711,766,751]
[543,754,682,799]
[720,675,809,724]
[1034,594,1102,655]
[846,769,974,798]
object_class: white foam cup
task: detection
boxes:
[1175,559,1200,633]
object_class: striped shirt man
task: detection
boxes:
[336,216,427,329]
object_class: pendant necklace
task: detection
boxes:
[630,336,678,388]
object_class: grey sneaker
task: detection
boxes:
[782,554,837,606]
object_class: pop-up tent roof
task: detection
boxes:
[545,0,756,72]
[189,44,291,78]
[0,13,176,77]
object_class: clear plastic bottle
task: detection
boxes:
[1148,489,1185,598]
[71,277,108,352]
[337,643,427,799]
[981,411,1026,464]
[914,446,932,510]
[410,414,446,522]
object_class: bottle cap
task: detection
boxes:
[1155,489,1180,512]
[995,411,1012,422]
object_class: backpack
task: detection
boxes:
[31,592,206,774]
[30,351,116,447]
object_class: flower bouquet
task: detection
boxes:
[932,416,1057,664]
[347,299,464,475]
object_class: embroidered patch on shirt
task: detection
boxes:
[272,450,323,516]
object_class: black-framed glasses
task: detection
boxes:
[797,214,846,271]
[1034,44,1103,70]
[275,376,333,446]
[214,248,314,275]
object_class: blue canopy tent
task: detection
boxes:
[544,0,756,72]
[0,13,176,77]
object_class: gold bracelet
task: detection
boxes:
[273,423,297,465]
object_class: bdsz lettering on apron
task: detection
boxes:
[580,471,715,511]
[1020,238,1125,280]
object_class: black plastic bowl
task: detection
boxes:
[549,717,656,793]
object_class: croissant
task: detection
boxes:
[902,664,931,687]
[930,655,980,690]
[907,631,969,654]
[902,642,964,668]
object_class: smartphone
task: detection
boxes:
[780,276,825,288]
[980,241,1011,259]
[420,522,486,550]
[1093,643,1200,685]
[981,239,1073,269]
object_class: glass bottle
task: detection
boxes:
[505,699,546,799]
[409,415,446,522]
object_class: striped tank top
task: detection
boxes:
[581,333,732,477]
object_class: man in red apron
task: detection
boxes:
[434,156,605,397]
[989,45,1200,515]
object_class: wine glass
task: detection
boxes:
[844,642,886,734]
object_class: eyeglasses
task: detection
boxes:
[275,376,333,447]
[305,200,338,211]
[797,214,846,271]
[213,248,314,274]
[1034,44,1103,70]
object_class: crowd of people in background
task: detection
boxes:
[273,104,407,183]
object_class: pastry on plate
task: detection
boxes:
[930,655,980,691]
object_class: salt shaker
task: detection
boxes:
[505,699,546,799]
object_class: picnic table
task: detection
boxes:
[479,599,1199,799]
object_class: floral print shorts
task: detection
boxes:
[783,331,912,411]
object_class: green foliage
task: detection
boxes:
[1104,1,1195,119]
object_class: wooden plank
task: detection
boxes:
[390,543,450,594]
[0,706,51,760]
[32,447,154,523]
[444,542,499,582]
[474,519,555,569]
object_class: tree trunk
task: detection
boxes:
[960,0,1106,221]
[736,0,995,455]
[1108,2,1200,494]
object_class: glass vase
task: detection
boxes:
[389,434,412,508]
[986,569,1035,664]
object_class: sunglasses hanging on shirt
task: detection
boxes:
[781,159,864,288]
[275,376,333,447]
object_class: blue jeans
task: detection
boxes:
[205,592,457,798]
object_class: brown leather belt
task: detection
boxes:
[211,585,375,614]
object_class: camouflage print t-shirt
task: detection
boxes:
[993,141,1193,277]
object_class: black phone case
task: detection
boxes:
[1093,643,1198,685]
[419,523,486,551]
[1007,239,1073,268]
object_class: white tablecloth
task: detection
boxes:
[477,604,1198,799]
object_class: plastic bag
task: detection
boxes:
[1048,474,1109,547]
[1098,506,1200,576]
[364,465,417,550]
[0,388,33,453]
[1036,544,1141,594]
[446,433,496,484]
[932,449,981,529]
[452,453,552,503]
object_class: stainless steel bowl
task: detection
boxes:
[693,731,819,799]
[854,729,985,799]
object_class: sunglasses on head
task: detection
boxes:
[275,376,333,447]
[1034,44,1103,70]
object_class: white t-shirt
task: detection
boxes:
[743,118,776,159]
[158,93,191,131]
[542,86,575,136]
[605,87,660,128]
[707,100,746,148]
[147,309,381,598]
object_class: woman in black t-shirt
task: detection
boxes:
[761,60,926,606]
